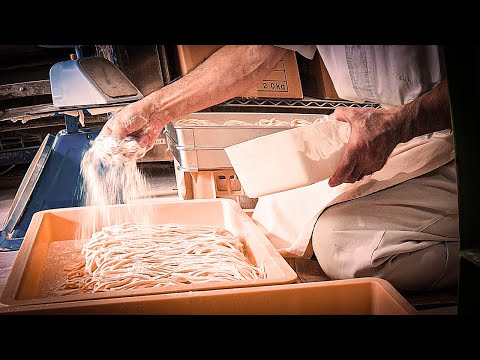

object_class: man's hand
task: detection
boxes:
[99,97,165,152]
[327,79,452,187]
[95,45,287,157]
[328,107,402,187]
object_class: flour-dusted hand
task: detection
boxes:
[327,107,402,187]
[93,45,287,160]
[99,98,166,153]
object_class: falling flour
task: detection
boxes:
[58,134,266,297]
[78,135,152,240]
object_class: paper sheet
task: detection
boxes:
[225,118,351,198]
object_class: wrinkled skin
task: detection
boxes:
[328,106,401,187]
[99,98,165,152]
[97,45,287,157]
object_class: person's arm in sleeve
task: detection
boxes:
[99,45,287,151]
[328,78,451,187]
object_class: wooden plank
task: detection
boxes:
[0,103,57,121]
[0,102,126,124]
[0,80,51,100]
[0,114,108,132]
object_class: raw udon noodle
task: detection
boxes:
[174,116,329,127]
[222,120,253,126]
[57,222,265,295]
[174,118,217,126]
[255,118,291,126]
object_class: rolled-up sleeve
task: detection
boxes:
[274,45,317,59]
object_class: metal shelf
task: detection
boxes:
[461,249,480,267]
[206,97,381,114]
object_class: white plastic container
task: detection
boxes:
[225,118,351,198]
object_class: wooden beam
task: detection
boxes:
[0,80,51,100]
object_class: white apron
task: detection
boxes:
[252,130,455,258]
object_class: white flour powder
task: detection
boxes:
[78,135,152,239]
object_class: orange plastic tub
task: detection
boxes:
[0,198,297,306]
[0,278,417,315]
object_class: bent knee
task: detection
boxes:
[374,242,459,292]
[312,222,459,292]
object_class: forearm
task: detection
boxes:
[398,79,452,143]
[143,45,287,125]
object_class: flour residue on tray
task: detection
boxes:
[38,239,86,298]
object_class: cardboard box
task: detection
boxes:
[176,45,303,99]
[297,50,341,100]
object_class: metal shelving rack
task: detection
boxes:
[206,97,381,114]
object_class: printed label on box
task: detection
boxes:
[258,59,289,93]
[260,80,289,92]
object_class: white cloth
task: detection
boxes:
[252,130,456,258]
[275,45,445,107]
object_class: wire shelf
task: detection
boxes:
[207,97,381,114]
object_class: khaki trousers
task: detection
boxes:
[311,160,459,292]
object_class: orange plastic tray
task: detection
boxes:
[0,278,417,315]
[0,198,297,306]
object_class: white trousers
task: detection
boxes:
[311,160,459,292]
